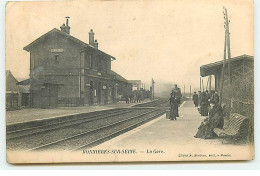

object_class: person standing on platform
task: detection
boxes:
[198,91,202,106]
[171,84,182,117]
[200,92,209,116]
[130,93,133,103]
[125,94,129,104]
[134,92,137,103]
[192,92,199,107]
[169,94,177,120]
[206,90,211,101]
[212,91,220,105]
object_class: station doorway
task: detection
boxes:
[111,87,115,103]
[89,81,94,105]
[97,82,102,104]
[104,84,108,104]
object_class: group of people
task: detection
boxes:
[167,86,223,139]
[192,90,224,139]
[169,84,182,120]
[125,90,143,104]
[192,90,219,116]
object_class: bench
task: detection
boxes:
[213,113,249,140]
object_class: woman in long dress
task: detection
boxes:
[194,100,224,139]
[169,94,178,120]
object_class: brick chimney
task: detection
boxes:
[89,29,95,47]
[60,16,70,34]
[94,39,98,49]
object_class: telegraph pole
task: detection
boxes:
[200,77,201,91]
[209,75,212,92]
[184,85,185,98]
[151,78,155,100]
[202,79,204,92]
[190,85,191,99]
[219,30,227,105]
[224,7,232,85]
[206,76,209,90]
[220,7,232,105]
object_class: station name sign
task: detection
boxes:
[50,49,64,53]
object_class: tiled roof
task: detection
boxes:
[110,70,130,83]
[24,28,116,60]
[6,70,19,92]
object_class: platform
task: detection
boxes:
[6,100,151,125]
[92,101,254,161]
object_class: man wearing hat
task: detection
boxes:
[192,92,199,107]
[171,84,182,117]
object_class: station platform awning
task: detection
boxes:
[200,54,253,77]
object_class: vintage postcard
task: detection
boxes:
[5,0,254,163]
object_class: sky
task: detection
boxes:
[5,0,254,94]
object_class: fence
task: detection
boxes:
[6,93,19,111]
[221,71,254,143]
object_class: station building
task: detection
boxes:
[6,70,30,110]
[128,80,142,90]
[22,17,132,108]
[6,70,19,110]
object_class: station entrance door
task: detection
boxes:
[97,82,102,104]
[89,81,94,105]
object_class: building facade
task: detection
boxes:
[128,80,142,91]
[23,18,132,108]
[6,70,19,110]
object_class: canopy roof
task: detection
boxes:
[200,54,253,77]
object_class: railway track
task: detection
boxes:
[28,108,164,151]
[7,108,126,132]
[133,99,168,108]
[7,108,132,140]
[7,99,167,151]
[72,109,164,151]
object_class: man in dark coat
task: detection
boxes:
[171,84,182,117]
[198,91,202,107]
[192,92,199,107]
[212,91,220,105]
[169,94,177,120]
[200,92,209,116]
[125,94,129,104]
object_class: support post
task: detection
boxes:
[184,85,185,98]
[225,8,232,85]
[206,76,209,90]
[151,78,155,100]
[219,25,227,105]
[202,79,204,92]
[190,85,191,100]
[200,77,201,91]
[209,75,212,92]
